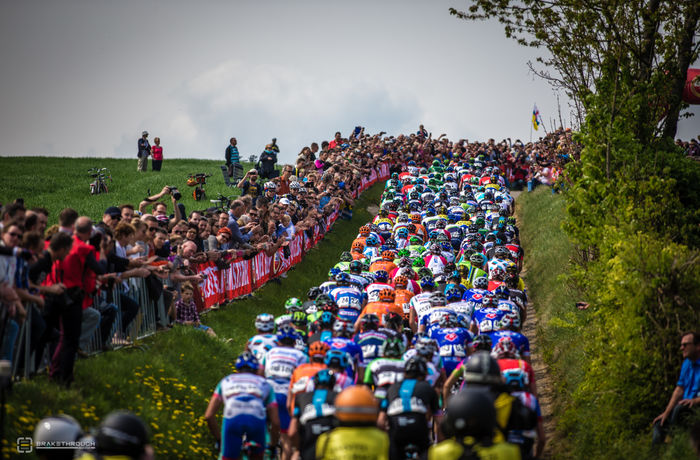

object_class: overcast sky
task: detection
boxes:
[1,0,697,165]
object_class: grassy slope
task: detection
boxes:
[4,157,384,459]
[0,157,256,224]
[516,188,697,460]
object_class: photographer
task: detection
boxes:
[137,186,182,228]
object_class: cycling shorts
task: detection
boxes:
[221,414,266,460]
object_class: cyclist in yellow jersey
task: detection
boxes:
[315,385,389,460]
[430,388,520,460]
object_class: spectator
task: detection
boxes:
[237,169,263,204]
[151,136,163,171]
[258,144,279,179]
[102,207,122,230]
[652,331,700,444]
[24,207,49,236]
[175,283,215,337]
[137,130,150,172]
[58,208,79,235]
[1,202,26,231]
[120,204,135,222]
[225,137,240,176]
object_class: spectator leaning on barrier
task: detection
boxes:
[652,331,700,444]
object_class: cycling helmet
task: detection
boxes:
[324,349,349,369]
[482,292,498,307]
[291,310,308,327]
[493,284,510,299]
[435,220,447,229]
[339,251,353,262]
[333,320,354,338]
[351,241,364,251]
[335,385,379,423]
[335,272,351,285]
[412,258,425,269]
[503,368,529,391]
[349,260,363,272]
[415,337,438,357]
[381,336,405,358]
[309,341,331,359]
[374,270,389,283]
[276,324,301,345]
[393,275,408,288]
[419,276,435,289]
[473,276,489,290]
[382,239,397,251]
[469,253,485,267]
[290,181,302,190]
[417,267,433,279]
[430,293,447,306]
[439,311,458,328]
[404,356,428,378]
[95,411,149,458]
[491,267,506,281]
[381,250,395,261]
[359,225,370,235]
[384,312,403,330]
[34,415,83,456]
[360,313,380,331]
[396,227,409,238]
[285,297,304,312]
[314,369,337,389]
[378,288,395,302]
[462,351,502,385]
[410,213,422,223]
[365,235,379,246]
[254,313,275,333]
[494,246,510,260]
[472,334,493,351]
[499,312,521,330]
[491,337,519,359]
[444,387,497,439]
[264,181,277,191]
[307,286,321,300]
[319,311,335,328]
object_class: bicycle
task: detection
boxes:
[186,172,212,201]
[208,193,236,213]
[88,168,111,195]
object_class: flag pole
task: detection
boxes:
[530,107,533,143]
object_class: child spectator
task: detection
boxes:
[175,283,216,337]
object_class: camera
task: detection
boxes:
[167,186,182,200]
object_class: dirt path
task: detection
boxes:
[513,190,557,458]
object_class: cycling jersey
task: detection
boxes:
[316,426,390,460]
[369,260,398,274]
[488,330,530,359]
[213,373,276,459]
[471,307,507,333]
[381,378,439,459]
[430,327,473,375]
[263,346,308,431]
[289,362,327,407]
[329,286,365,323]
[293,389,338,460]
[393,288,415,319]
[419,306,458,336]
[428,438,521,460]
[363,357,405,399]
[359,301,403,326]
[408,292,434,323]
[364,282,394,303]
[424,254,447,275]
[247,333,278,362]
[353,330,389,367]
[323,337,363,379]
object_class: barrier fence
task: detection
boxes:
[9,162,390,380]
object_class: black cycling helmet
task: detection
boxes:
[462,351,502,386]
[34,415,83,459]
[471,334,493,352]
[444,387,496,439]
[95,411,149,457]
[307,286,321,300]
[404,355,428,379]
[360,313,380,331]
[339,251,353,262]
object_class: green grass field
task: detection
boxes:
[0,157,258,225]
[516,188,697,460]
[3,157,385,459]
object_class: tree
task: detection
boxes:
[449,0,700,141]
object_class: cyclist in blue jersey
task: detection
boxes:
[205,352,280,460]
[353,314,389,367]
[247,313,278,362]
[323,320,363,381]
[430,312,473,375]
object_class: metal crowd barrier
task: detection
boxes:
[9,276,166,381]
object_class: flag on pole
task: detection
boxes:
[532,104,542,131]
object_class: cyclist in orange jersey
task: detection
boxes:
[392,275,415,320]
[369,250,398,274]
[288,341,330,414]
[355,289,404,332]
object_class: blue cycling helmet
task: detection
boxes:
[419,276,435,289]
[397,227,409,238]
[276,323,300,344]
[335,272,351,285]
[328,267,342,278]
[319,311,335,328]
[374,270,389,283]
[235,351,259,371]
[366,235,379,246]
[255,313,275,332]
[445,287,462,302]
[324,349,349,369]
[313,369,336,388]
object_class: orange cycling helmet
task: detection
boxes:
[335,385,379,423]
[393,276,408,288]
[308,341,330,358]
[410,213,422,223]
[352,241,364,251]
[381,250,395,260]
[378,288,395,302]
[359,225,370,235]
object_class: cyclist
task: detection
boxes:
[289,369,339,460]
[392,275,416,320]
[408,276,437,332]
[324,320,363,381]
[363,335,406,400]
[263,324,309,458]
[353,313,389,368]
[329,272,365,324]
[288,341,330,412]
[315,386,389,460]
[356,288,403,329]
[503,368,546,460]
[379,356,439,460]
[430,311,473,375]
[205,352,280,460]
[247,313,277,361]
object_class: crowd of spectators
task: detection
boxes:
[0,126,580,388]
